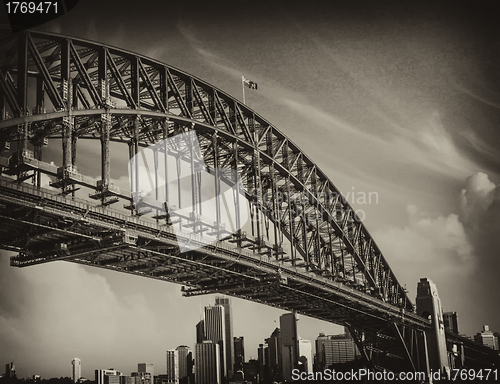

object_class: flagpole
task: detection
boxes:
[242,76,246,104]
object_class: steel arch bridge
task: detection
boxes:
[0,30,497,378]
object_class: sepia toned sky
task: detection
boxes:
[1,0,500,379]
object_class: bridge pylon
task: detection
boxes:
[416,278,449,381]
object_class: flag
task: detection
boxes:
[242,76,258,90]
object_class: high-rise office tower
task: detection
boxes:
[280,312,298,382]
[166,347,192,384]
[5,362,16,379]
[196,320,205,344]
[96,369,121,384]
[186,351,194,384]
[257,343,268,382]
[138,364,154,377]
[166,350,178,384]
[204,304,227,379]
[135,364,154,384]
[72,358,82,383]
[474,325,499,351]
[298,339,313,373]
[195,341,221,384]
[266,328,282,382]
[176,346,191,383]
[443,312,459,334]
[315,333,330,371]
[233,336,245,372]
[316,327,360,368]
[323,334,359,365]
[215,296,234,379]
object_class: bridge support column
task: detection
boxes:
[189,126,201,232]
[212,132,221,235]
[59,39,77,196]
[61,39,71,171]
[232,141,241,243]
[130,117,140,212]
[17,32,28,116]
[162,118,170,223]
[100,113,111,197]
[252,148,264,249]
[286,176,297,265]
[176,147,182,230]
[153,136,160,220]
[33,75,45,188]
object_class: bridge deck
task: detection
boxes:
[0,176,430,333]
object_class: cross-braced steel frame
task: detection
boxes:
[5,30,493,378]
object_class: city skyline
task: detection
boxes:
[1,0,500,380]
[3,310,500,382]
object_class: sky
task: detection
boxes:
[1,0,500,379]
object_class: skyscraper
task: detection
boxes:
[298,339,313,373]
[215,296,234,379]
[5,362,16,379]
[195,341,221,384]
[204,304,227,379]
[166,350,178,384]
[96,369,121,384]
[443,312,459,334]
[134,364,154,384]
[72,358,82,383]
[266,328,282,382]
[474,325,499,351]
[167,346,193,384]
[196,320,205,344]
[315,333,329,371]
[324,334,360,365]
[280,312,298,382]
[138,364,154,377]
[233,336,245,372]
[176,346,191,383]
[257,343,268,382]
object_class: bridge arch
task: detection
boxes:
[0,29,412,308]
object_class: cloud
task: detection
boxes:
[283,98,477,183]
[0,257,167,379]
[457,173,500,327]
[459,129,500,162]
[189,38,478,182]
[373,205,474,291]
[452,80,500,111]
[373,172,500,336]
[459,172,497,229]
